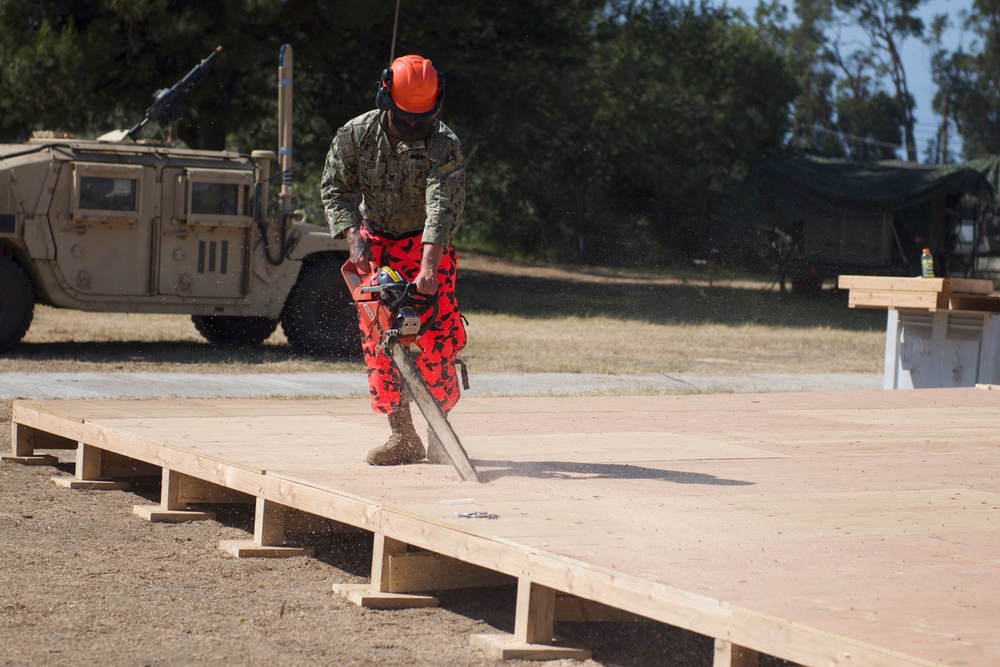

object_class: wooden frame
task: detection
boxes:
[8,392,999,667]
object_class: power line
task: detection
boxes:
[811,125,909,151]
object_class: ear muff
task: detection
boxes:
[435,69,446,107]
[376,67,393,112]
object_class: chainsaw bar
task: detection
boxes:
[385,337,481,483]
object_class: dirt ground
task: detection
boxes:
[1,397,768,667]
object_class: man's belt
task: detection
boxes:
[362,219,422,241]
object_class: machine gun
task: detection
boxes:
[125,46,222,142]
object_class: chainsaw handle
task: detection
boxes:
[353,261,436,310]
[362,279,435,313]
[360,280,410,295]
[361,277,435,301]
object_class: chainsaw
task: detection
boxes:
[341,259,480,483]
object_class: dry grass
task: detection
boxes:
[463,315,882,375]
[3,253,886,376]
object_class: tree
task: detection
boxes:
[0,0,800,265]
[773,0,850,156]
[826,42,906,159]
[579,0,799,260]
[0,0,275,147]
[939,0,1000,158]
[926,14,952,163]
[832,0,925,161]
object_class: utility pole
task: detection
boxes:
[937,97,949,164]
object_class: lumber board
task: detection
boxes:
[9,392,1000,667]
[51,477,129,490]
[175,474,254,505]
[218,540,314,559]
[714,640,760,667]
[469,634,592,661]
[515,577,557,644]
[840,274,999,312]
[255,473,381,532]
[331,583,438,609]
[132,506,216,522]
[383,550,513,593]
[949,293,1000,312]
[553,594,644,623]
[838,275,994,295]
[848,288,945,310]
[11,420,77,456]
[95,450,160,478]
[2,454,58,465]
[76,442,102,481]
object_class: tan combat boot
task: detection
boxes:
[366,404,425,466]
[425,427,451,465]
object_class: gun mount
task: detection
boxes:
[125,46,222,143]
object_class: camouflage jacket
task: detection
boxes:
[321,109,465,247]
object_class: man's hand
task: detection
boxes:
[415,243,445,294]
[346,226,372,269]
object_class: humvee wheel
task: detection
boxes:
[0,254,34,353]
[281,258,359,356]
[191,315,278,348]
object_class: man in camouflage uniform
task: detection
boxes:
[321,54,466,466]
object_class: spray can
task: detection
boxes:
[921,248,935,278]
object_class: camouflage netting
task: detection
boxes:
[711,151,999,248]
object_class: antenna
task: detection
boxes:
[389,0,401,63]
[278,44,293,218]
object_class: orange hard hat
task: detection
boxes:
[377,54,444,117]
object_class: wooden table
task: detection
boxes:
[840,275,1000,388]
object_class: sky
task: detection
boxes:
[722,0,977,161]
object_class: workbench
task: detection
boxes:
[839,275,1000,388]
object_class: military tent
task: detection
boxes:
[712,152,997,290]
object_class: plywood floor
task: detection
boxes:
[10,388,1000,667]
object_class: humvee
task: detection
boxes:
[0,45,356,355]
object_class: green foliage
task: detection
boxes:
[0,0,273,146]
[782,1,847,156]
[835,88,907,160]
[3,0,992,267]
[588,2,798,259]
[934,0,1000,159]
[832,0,924,161]
[455,0,799,264]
